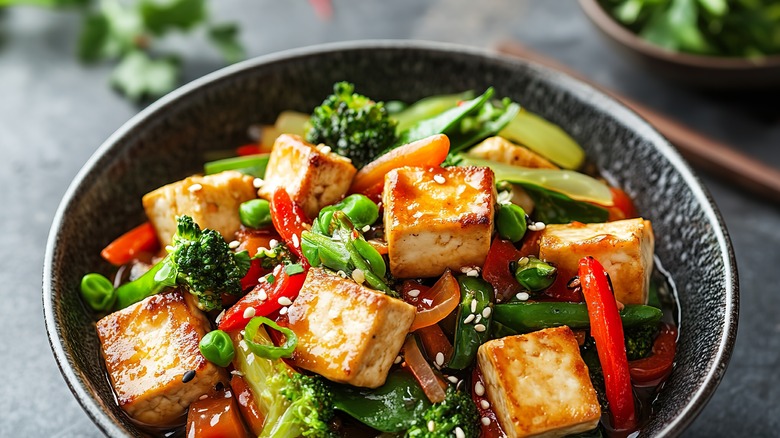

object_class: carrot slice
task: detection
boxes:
[100,222,159,266]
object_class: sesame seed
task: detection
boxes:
[474,324,487,332]
[229,240,240,249]
[427,420,435,432]
[435,352,445,366]
[278,296,293,306]
[516,292,530,301]
[528,221,546,231]
[215,310,226,324]
[447,375,459,384]
[460,267,470,274]
[470,299,478,313]
[319,145,332,154]
[481,417,491,426]
[466,269,479,277]
[463,314,476,324]
[257,289,268,301]
[433,174,446,184]
[394,355,403,364]
[475,314,482,324]
[199,394,208,400]
[407,289,421,298]
[165,245,175,252]
[253,178,264,188]
[352,269,366,284]
[188,183,203,192]
[475,381,485,396]
[182,370,196,383]
[239,340,248,350]
[243,307,256,319]
[480,400,490,409]
[455,426,466,438]
[362,224,371,232]
[517,256,530,267]
[279,306,289,316]
[482,307,492,318]
[292,234,300,248]
[269,239,279,248]
[230,370,244,377]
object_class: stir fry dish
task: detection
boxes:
[81,82,678,438]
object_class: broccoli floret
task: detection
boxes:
[112,215,250,311]
[405,387,480,438]
[306,81,397,168]
[624,323,658,360]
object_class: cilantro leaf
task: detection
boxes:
[139,0,205,35]
[208,23,244,64]
[78,13,110,62]
[110,51,179,101]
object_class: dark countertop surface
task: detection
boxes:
[2,0,778,436]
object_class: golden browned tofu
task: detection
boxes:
[539,218,655,305]
[477,327,601,438]
[468,136,558,169]
[96,290,226,425]
[383,166,496,278]
[286,267,415,388]
[258,134,357,219]
[142,170,256,243]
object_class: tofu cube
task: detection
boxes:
[286,267,416,388]
[477,327,601,438]
[96,290,226,425]
[468,136,558,169]
[539,218,655,305]
[258,134,357,219]
[383,166,496,278]
[143,170,256,243]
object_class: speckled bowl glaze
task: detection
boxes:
[43,41,738,437]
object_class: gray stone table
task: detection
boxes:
[1,0,777,436]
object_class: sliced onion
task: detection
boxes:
[403,336,447,404]
[408,270,461,332]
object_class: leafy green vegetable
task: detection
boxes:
[110,51,178,100]
[519,183,609,224]
[391,91,474,132]
[599,0,780,57]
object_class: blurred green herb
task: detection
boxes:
[1,0,245,100]
[599,0,780,57]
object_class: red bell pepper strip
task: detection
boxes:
[471,367,506,438]
[578,257,636,431]
[629,322,677,386]
[218,266,308,332]
[482,238,522,301]
[100,222,159,266]
[270,188,310,261]
[236,144,263,156]
[606,187,637,222]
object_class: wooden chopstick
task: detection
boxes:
[497,39,780,203]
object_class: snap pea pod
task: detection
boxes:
[317,194,379,234]
[203,154,270,178]
[493,302,663,333]
[447,275,495,370]
[395,89,493,146]
[391,91,473,132]
[330,369,431,433]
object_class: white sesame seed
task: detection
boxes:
[463,314,476,324]
[242,307,256,319]
[231,370,244,377]
[362,224,371,232]
[460,267,470,274]
[470,299,478,313]
[188,183,203,192]
[482,307,492,318]
[257,289,268,301]
[407,289,421,298]
[455,426,466,438]
[352,269,365,284]
[228,240,240,249]
[435,352,445,366]
[475,381,485,396]
[394,355,403,364]
[278,296,293,306]
[475,314,482,324]
[215,310,226,324]
[239,340,248,350]
[252,178,264,188]
[474,324,487,332]
[279,306,289,316]
[292,234,300,248]
[319,145,332,154]
[269,239,279,248]
[466,269,479,277]
[481,417,491,426]
[199,394,208,400]
[480,400,490,409]
[427,420,435,432]
[447,375,459,384]
[433,174,446,184]
[516,292,530,301]
[528,221,546,231]
[165,245,175,252]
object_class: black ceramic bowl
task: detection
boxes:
[43,41,738,437]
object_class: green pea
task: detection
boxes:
[80,273,117,312]
[239,199,272,229]
[198,330,235,367]
[496,203,527,242]
[514,256,557,292]
[337,194,379,230]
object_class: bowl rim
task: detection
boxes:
[42,39,739,437]
[579,0,780,70]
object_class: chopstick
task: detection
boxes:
[497,39,780,203]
